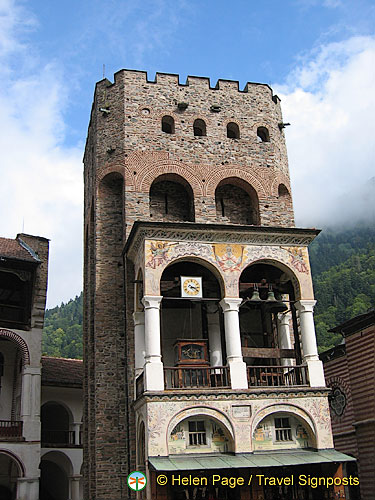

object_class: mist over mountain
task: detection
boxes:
[295,177,375,229]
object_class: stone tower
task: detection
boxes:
[84,71,350,500]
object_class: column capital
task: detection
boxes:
[142,295,163,309]
[278,311,292,324]
[133,311,145,325]
[219,297,242,313]
[294,299,316,313]
[22,366,41,375]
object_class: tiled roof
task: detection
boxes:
[0,237,39,262]
[42,356,83,388]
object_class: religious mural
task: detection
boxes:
[253,414,312,451]
[143,238,313,298]
[168,418,231,455]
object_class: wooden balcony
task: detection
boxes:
[0,420,23,439]
[41,429,81,447]
[164,366,230,390]
[247,365,309,387]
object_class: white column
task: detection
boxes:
[206,303,223,367]
[219,298,248,389]
[295,300,326,387]
[133,311,145,375]
[73,422,81,445]
[142,296,164,391]
[70,476,81,500]
[21,366,41,441]
[17,477,39,500]
[277,311,293,367]
[21,371,32,417]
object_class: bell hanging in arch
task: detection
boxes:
[264,286,288,313]
[250,285,262,301]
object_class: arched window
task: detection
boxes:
[161,115,175,134]
[227,122,240,139]
[193,119,206,137]
[257,126,270,142]
[149,174,194,222]
[215,178,259,225]
[278,184,290,198]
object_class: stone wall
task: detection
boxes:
[83,70,298,499]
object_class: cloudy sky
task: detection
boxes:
[0,0,374,308]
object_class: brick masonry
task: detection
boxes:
[83,70,297,499]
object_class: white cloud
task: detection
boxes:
[274,35,375,227]
[0,0,83,307]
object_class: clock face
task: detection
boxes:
[181,277,202,297]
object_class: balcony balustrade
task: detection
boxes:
[41,429,80,447]
[135,364,310,395]
[164,366,230,390]
[0,420,23,438]
[247,364,309,387]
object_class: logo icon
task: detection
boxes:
[127,471,147,491]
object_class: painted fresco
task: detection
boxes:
[213,244,244,272]
[253,414,312,451]
[168,418,231,455]
[143,239,314,298]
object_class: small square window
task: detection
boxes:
[274,417,292,442]
[188,420,207,446]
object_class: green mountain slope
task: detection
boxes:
[42,292,83,358]
[42,226,374,358]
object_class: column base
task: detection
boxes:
[306,359,326,387]
[229,360,248,389]
[144,361,164,391]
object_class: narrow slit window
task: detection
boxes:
[193,119,206,137]
[257,126,270,142]
[162,115,175,134]
[227,122,240,139]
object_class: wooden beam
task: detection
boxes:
[242,347,295,358]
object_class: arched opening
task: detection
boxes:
[0,452,23,500]
[137,421,146,471]
[40,451,72,500]
[168,415,234,454]
[226,122,240,139]
[41,402,72,446]
[149,174,195,222]
[278,184,290,198]
[239,262,307,387]
[257,126,270,142]
[215,178,259,225]
[161,115,175,134]
[193,119,206,137]
[253,411,316,451]
[0,337,23,432]
[161,260,228,389]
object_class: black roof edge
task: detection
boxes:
[328,309,375,336]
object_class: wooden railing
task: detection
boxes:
[164,366,230,390]
[247,365,309,387]
[0,420,23,438]
[41,430,76,446]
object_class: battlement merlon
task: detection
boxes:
[96,68,281,101]
[84,69,284,160]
